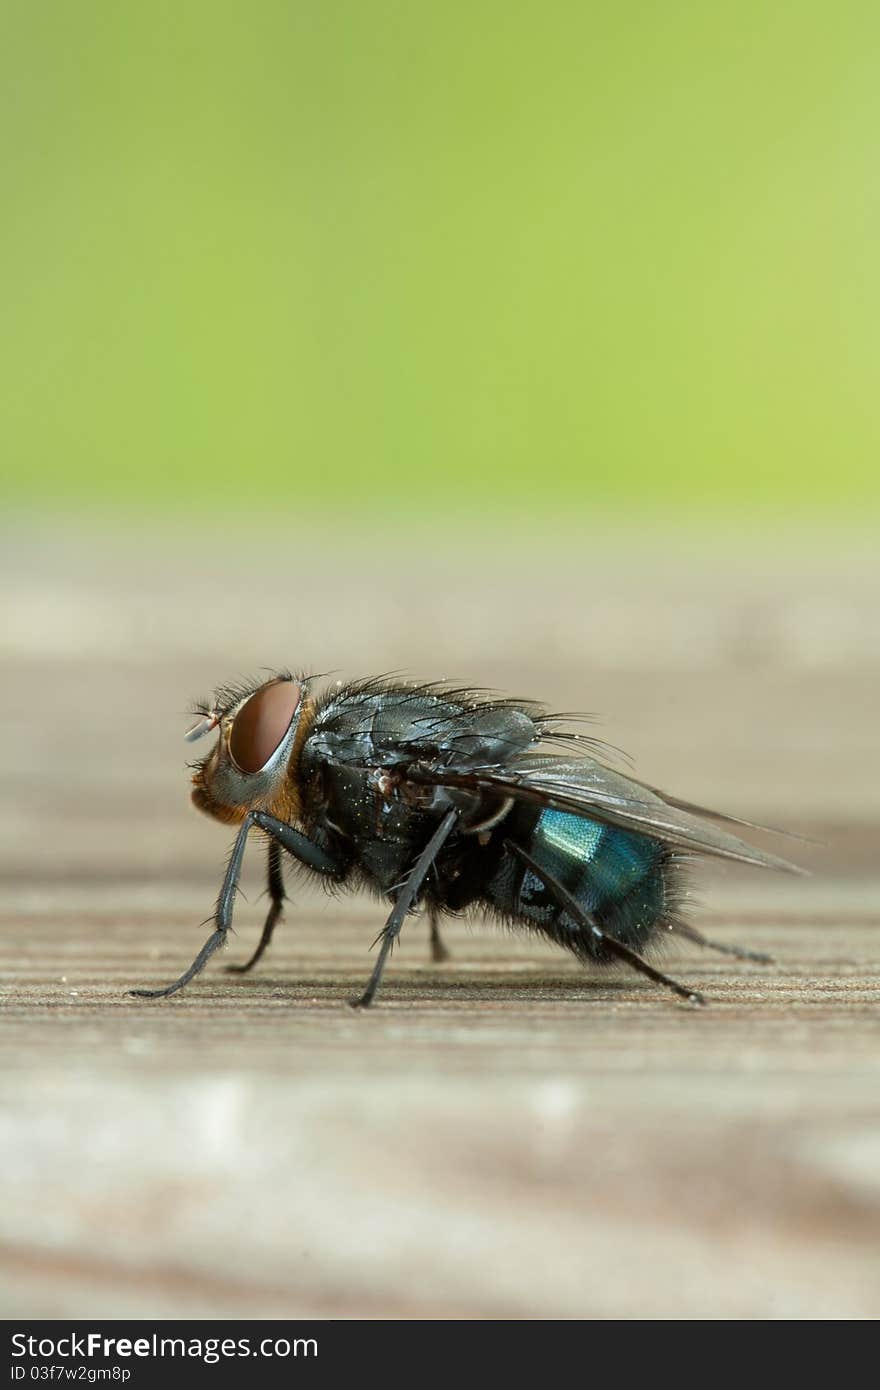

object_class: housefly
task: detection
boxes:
[131,673,799,1007]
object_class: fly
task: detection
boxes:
[130,673,801,1008]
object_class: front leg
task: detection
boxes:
[226,839,285,975]
[130,811,344,1000]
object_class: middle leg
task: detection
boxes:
[428,905,452,963]
[353,809,460,1009]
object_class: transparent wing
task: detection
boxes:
[406,754,803,873]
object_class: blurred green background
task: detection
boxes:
[1,2,877,520]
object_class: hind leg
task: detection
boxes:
[673,920,773,965]
[506,842,705,1007]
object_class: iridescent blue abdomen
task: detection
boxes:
[486,805,670,959]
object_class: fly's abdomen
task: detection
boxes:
[489,806,672,959]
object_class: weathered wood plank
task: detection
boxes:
[1,525,878,1319]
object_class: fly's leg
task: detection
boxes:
[226,839,285,974]
[353,810,460,1009]
[428,906,451,964]
[130,814,252,999]
[130,812,343,1000]
[672,920,773,965]
[506,842,706,1007]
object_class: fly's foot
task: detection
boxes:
[129,984,181,1000]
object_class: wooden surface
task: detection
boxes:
[1,523,879,1320]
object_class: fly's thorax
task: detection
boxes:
[305,682,542,770]
[189,677,316,825]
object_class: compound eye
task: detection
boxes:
[229,680,300,774]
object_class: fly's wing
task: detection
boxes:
[406,754,803,874]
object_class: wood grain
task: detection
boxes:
[1,523,878,1319]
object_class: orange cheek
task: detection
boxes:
[190,780,248,826]
[189,766,300,826]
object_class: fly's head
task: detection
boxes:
[186,673,313,824]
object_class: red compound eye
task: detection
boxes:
[229,680,300,774]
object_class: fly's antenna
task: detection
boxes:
[184,712,220,743]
